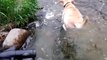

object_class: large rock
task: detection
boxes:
[0,32,8,47]
[3,28,30,49]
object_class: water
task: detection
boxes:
[26,0,107,60]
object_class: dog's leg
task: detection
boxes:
[62,24,67,31]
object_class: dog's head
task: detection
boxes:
[59,0,74,6]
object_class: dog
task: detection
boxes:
[60,0,87,31]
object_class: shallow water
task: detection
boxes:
[26,0,107,60]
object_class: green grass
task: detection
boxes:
[0,0,39,27]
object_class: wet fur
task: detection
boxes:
[60,0,86,31]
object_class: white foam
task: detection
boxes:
[45,12,54,19]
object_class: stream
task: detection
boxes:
[26,0,107,60]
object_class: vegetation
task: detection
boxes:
[0,0,39,27]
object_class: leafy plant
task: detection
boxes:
[0,0,39,27]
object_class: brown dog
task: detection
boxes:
[60,0,86,30]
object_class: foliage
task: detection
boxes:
[0,0,39,26]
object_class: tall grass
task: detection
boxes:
[0,0,39,27]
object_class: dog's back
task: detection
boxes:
[63,3,86,29]
[60,0,86,30]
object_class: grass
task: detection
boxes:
[0,0,39,27]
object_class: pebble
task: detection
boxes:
[104,38,107,41]
[41,48,45,53]
[23,58,32,60]
[104,58,107,60]
[37,58,44,60]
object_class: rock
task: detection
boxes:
[37,57,45,60]
[23,58,33,60]
[2,28,30,49]
[0,32,8,46]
